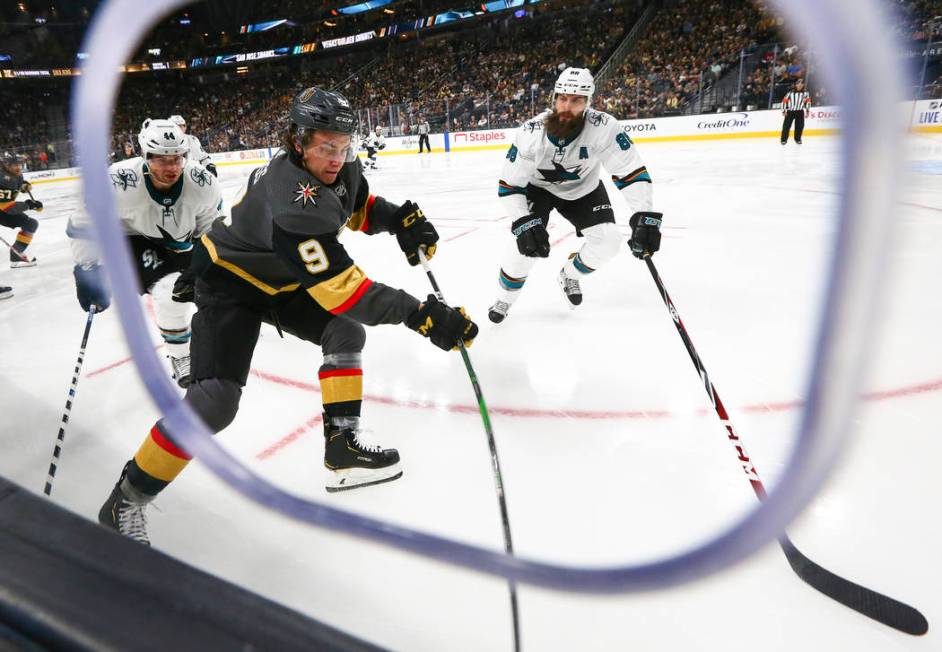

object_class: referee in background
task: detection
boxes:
[417,115,431,153]
[780,78,811,145]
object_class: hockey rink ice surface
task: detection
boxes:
[2,133,941,651]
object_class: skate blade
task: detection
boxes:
[326,465,402,493]
[0,292,12,300]
[557,286,579,310]
[10,261,36,268]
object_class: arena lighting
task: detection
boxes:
[1,0,539,79]
[75,0,909,595]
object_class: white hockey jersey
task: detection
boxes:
[185,133,212,167]
[363,133,386,151]
[68,157,224,266]
[498,109,652,220]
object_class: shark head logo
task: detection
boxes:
[537,161,583,184]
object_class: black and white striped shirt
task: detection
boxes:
[782,90,811,112]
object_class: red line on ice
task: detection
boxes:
[82,350,942,460]
[86,356,133,377]
[248,368,942,460]
[444,227,479,242]
[255,414,322,460]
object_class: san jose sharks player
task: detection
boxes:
[168,114,218,177]
[362,125,386,170]
[489,67,663,322]
[67,118,224,387]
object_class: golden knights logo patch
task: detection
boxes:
[293,181,319,208]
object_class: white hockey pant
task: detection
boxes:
[495,222,622,303]
[150,272,194,359]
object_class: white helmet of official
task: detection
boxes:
[553,67,595,105]
[138,119,189,158]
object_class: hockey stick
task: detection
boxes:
[416,248,521,652]
[0,234,33,263]
[642,254,928,635]
[44,307,97,496]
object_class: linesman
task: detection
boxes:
[781,78,811,145]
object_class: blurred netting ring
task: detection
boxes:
[75,0,907,592]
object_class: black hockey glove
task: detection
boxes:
[406,295,479,351]
[628,211,663,259]
[511,214,550,258]
[172,274,195,303]
[25,199,43,211]
[171,238,211,303]
[393,200,439,266]
[73,264,111,313]
[205,162,218,177]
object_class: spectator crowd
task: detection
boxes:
[2,0,940,166]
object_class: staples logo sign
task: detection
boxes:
[452,131,508,144]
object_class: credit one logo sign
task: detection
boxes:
[696,113,750,130]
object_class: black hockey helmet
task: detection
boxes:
[289,87,357,135]
[1,151,21,166]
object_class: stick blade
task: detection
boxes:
[780,538,928,635]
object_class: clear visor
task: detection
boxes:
[308,139,357,163]
[146,152,187,167]
[551,92,591,110]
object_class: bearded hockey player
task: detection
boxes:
[97,87,478,545]
[489,67,663,323]
[68,118,224,387]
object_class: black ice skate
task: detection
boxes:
[323,418,402,492]
[168,354,191,388]
[10,253,36,268]
[0,286,11,300]
[557,269,582,308]
[488,300,511,324]
[99,463,152,546]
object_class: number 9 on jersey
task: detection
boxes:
[298,238,330,274]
